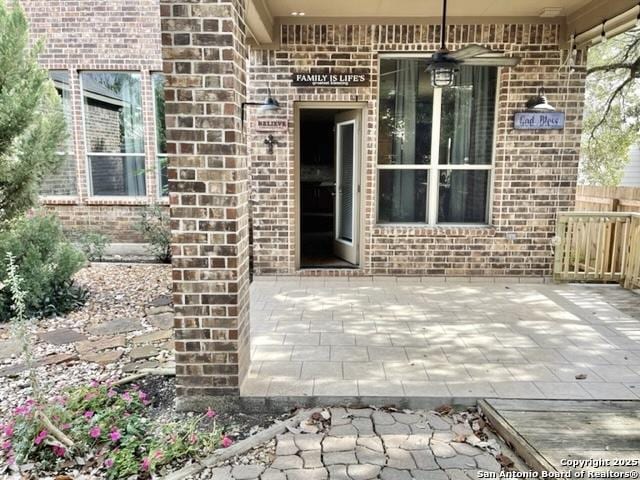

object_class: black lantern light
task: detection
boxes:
[241,87,280,127]
[526,87,556,112]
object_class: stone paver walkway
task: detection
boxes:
[207,407,502,480]
[243,278,640,400]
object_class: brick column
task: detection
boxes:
[160,0,250,406]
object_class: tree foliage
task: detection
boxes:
[0,1,66,224]
[580,28,640,185]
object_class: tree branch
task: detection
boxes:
[586,62,633,75]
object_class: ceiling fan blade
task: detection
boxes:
[449,44,493,60]
[462,56,521,66]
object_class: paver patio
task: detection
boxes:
[242,278,640,401]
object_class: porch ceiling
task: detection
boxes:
[247,0,639,46]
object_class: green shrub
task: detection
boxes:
[0,213,86,321]
[78,231,110,262]
[135,205,171,263]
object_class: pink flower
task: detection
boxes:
[104,458,114,468]
[189,433,198,444]
[90,379,100,387]
[121,392,132,403]
[154,450,164,459]
[206,407,217,418]
[61,423,71,431]
[138,391,148,402]
[89,426,101,439]
[1,440,11,450]
[109,429,121,442]
[3,424,14,437]
[54,395,67,405]
[52,445,66,457]
[107,389,116,398]
[84,392,97,401]
[140,457,150,471]
[13,404,31,416]
[84,410,94,419]
[34,430,48,445]
[221,436,233,448]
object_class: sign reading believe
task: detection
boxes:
[291,72,369,87]
[514,111,565,130]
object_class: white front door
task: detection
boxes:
[333,110,360,265]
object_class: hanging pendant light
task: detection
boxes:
[526,87,556,111]
[427,0,459,87]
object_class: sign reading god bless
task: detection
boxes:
[514,111,565,130]
[291,72,369,87]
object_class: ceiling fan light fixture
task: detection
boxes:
[427,50,459,88]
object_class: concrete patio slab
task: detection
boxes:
[242,279,640,405]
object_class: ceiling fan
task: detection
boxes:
[424,0,521,87]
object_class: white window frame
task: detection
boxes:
[376,54,500,226]
[79,70,147,198]
[151,72,169,199]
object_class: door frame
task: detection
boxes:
[293,101,368,270]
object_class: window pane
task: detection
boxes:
[89,155,146,196]
[378,59,433,165]
[152,73,169,196]
[439,66,497,165]
[82,72,144,154]
[438,170,489,223]
[378,170,428,223]
[41,71,77,196]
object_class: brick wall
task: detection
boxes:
[247,23,587,277]
[21,0,165,242]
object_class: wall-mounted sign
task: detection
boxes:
[514,111,565,130]
[291,72,369,87]
[256,118,288,132]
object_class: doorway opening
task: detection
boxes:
[299,107,362,269]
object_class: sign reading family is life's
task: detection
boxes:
[291,72,369,87]
[513,111,565,130]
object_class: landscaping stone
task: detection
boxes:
[412,450,439,470]
[431,441,458,458]
[329,423,358,436]
[355,446,386,466]
[130,345,159,360]
[285,468,328,480]
[322,436,356,452]
[232,465,265,479]
[0,362,28,377]
[148,312,174,329]
[122,360,160,373]
[475,453,501,472]
[411,470,449,480]
[262,469,287,480]
[0,340,22,359]
[323,450,357,465]
[380,467,413,480]
[276,434,298,455]
[386,447,417,469]
[326,465,349,480]
[40,353,78,366]
[37,328,87,345]
[87,318,142,336]
[149,294,172,308]
[294,434,323,451]
[348,464,381,480]
[437,455,476,470]
[76,335,126,354]
[80,349,124,365]
[271,455,303,470]
[300,450,323,468]
[132,329,172,344]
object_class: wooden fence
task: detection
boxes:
[575,185,640,212]
[554,212,640,290]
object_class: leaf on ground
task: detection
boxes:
[497,454,515,467]
[434,404,453,416]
